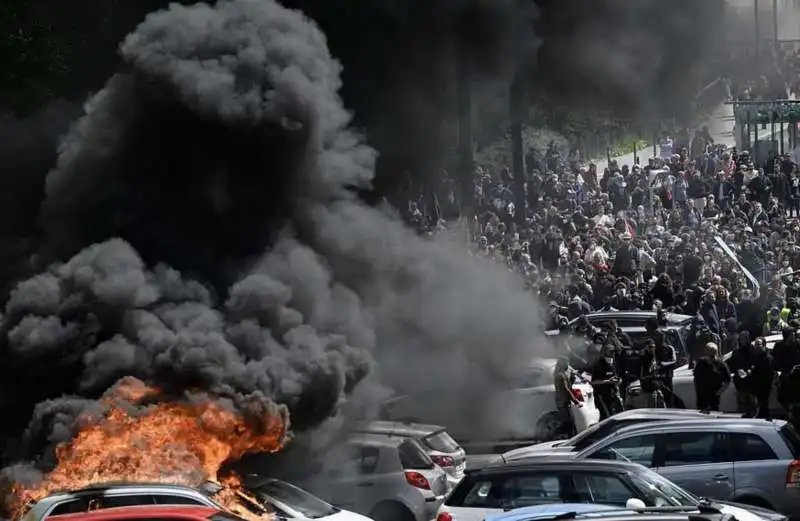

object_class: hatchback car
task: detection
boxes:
[567,418,800,514]
[437,458,782,521]
[356,422,466,488]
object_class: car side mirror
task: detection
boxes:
[626,498,647,510]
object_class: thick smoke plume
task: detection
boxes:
[0,0,542,484]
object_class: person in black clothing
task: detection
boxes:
[612,232,637,278]
[640,333,677,407]
[750,336,776,418]
[547,301,570,331]
[772,327,800,416]
[728,330,757,416]
[693,342,731,411]
[589,345,623,420]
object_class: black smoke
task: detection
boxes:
[0,0,542,487]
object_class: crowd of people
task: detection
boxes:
[409,124,800,434]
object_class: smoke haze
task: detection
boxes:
[0,0,543,488]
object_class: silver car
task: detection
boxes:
[301,433,448,521]
[356,421,466,488]
[569,418,800,514]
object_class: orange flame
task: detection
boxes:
[9,377,289,520]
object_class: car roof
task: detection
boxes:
[606,418,785,439]
[573,311,692,324]
[47,505,219,521]
[467,456,644,475]
[34,483,211,502]
[357,420,445,438]
[347,432,408,447]
[610,409,741,420]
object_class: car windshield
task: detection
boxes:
[252,480,337,519]
[424,430,460,453]
[628,469,698,507]
[568,418,619,451]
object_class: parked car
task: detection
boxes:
[501,409,743,463]
[292,433,448,521]
[545,312,693,337]
[20,481,371,521]
[382,358,601,451]
[436,457,783,521]
[474,501,771,521]
[625,334,783,414]
[566,418,800,514]
[355,422,466,489]
[48,506,241,521]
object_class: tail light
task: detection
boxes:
[430,455,455,467]
[571,388,585,402]
[437,512,454,521]
[405,470,431,489]
[786,460,800,487]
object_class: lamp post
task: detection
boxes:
[510,70,526,226]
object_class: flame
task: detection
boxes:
[9,377,288,520]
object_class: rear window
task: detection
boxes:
[731,433,778,461]
[779,423,800,457]
[423,430,459,453]
[49,495,161,515]
[445,473,561,508]
[398,438,434,469]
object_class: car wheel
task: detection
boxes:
[535,411,563,441]
[734,496,773,510]
[369,501,416,521]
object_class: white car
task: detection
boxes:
[383,359,601,446]
[626,334,782,413]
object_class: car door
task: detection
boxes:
[653,431,734,501]
[582,434,658,467]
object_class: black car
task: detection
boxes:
[442,458,785,521]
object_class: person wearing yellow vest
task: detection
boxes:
[763,306,791,335]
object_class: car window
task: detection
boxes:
[423,430,460,453]
[152,495,207,506]
[661,432,729,467]
[611,318,647,328]
[779,423,800,458]
[590,435,657,466]
[571,419,640,451]
[731,433,778,461]
[573,474,637,506]
[454,475,561,508]
[50,499,90,515]
[253,480,336,518]
[99,495,158,508]
[398,439,434,470]
[352,446,380,474]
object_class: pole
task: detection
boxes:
[510,70,526,227]
[456,48,473,221]
[773,0,779,49]
[755,0,760,65]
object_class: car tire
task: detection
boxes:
[369,501,416,521]
[535,411,563,441]
[733,496,773,510]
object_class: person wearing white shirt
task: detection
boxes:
[659,132,674,160]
